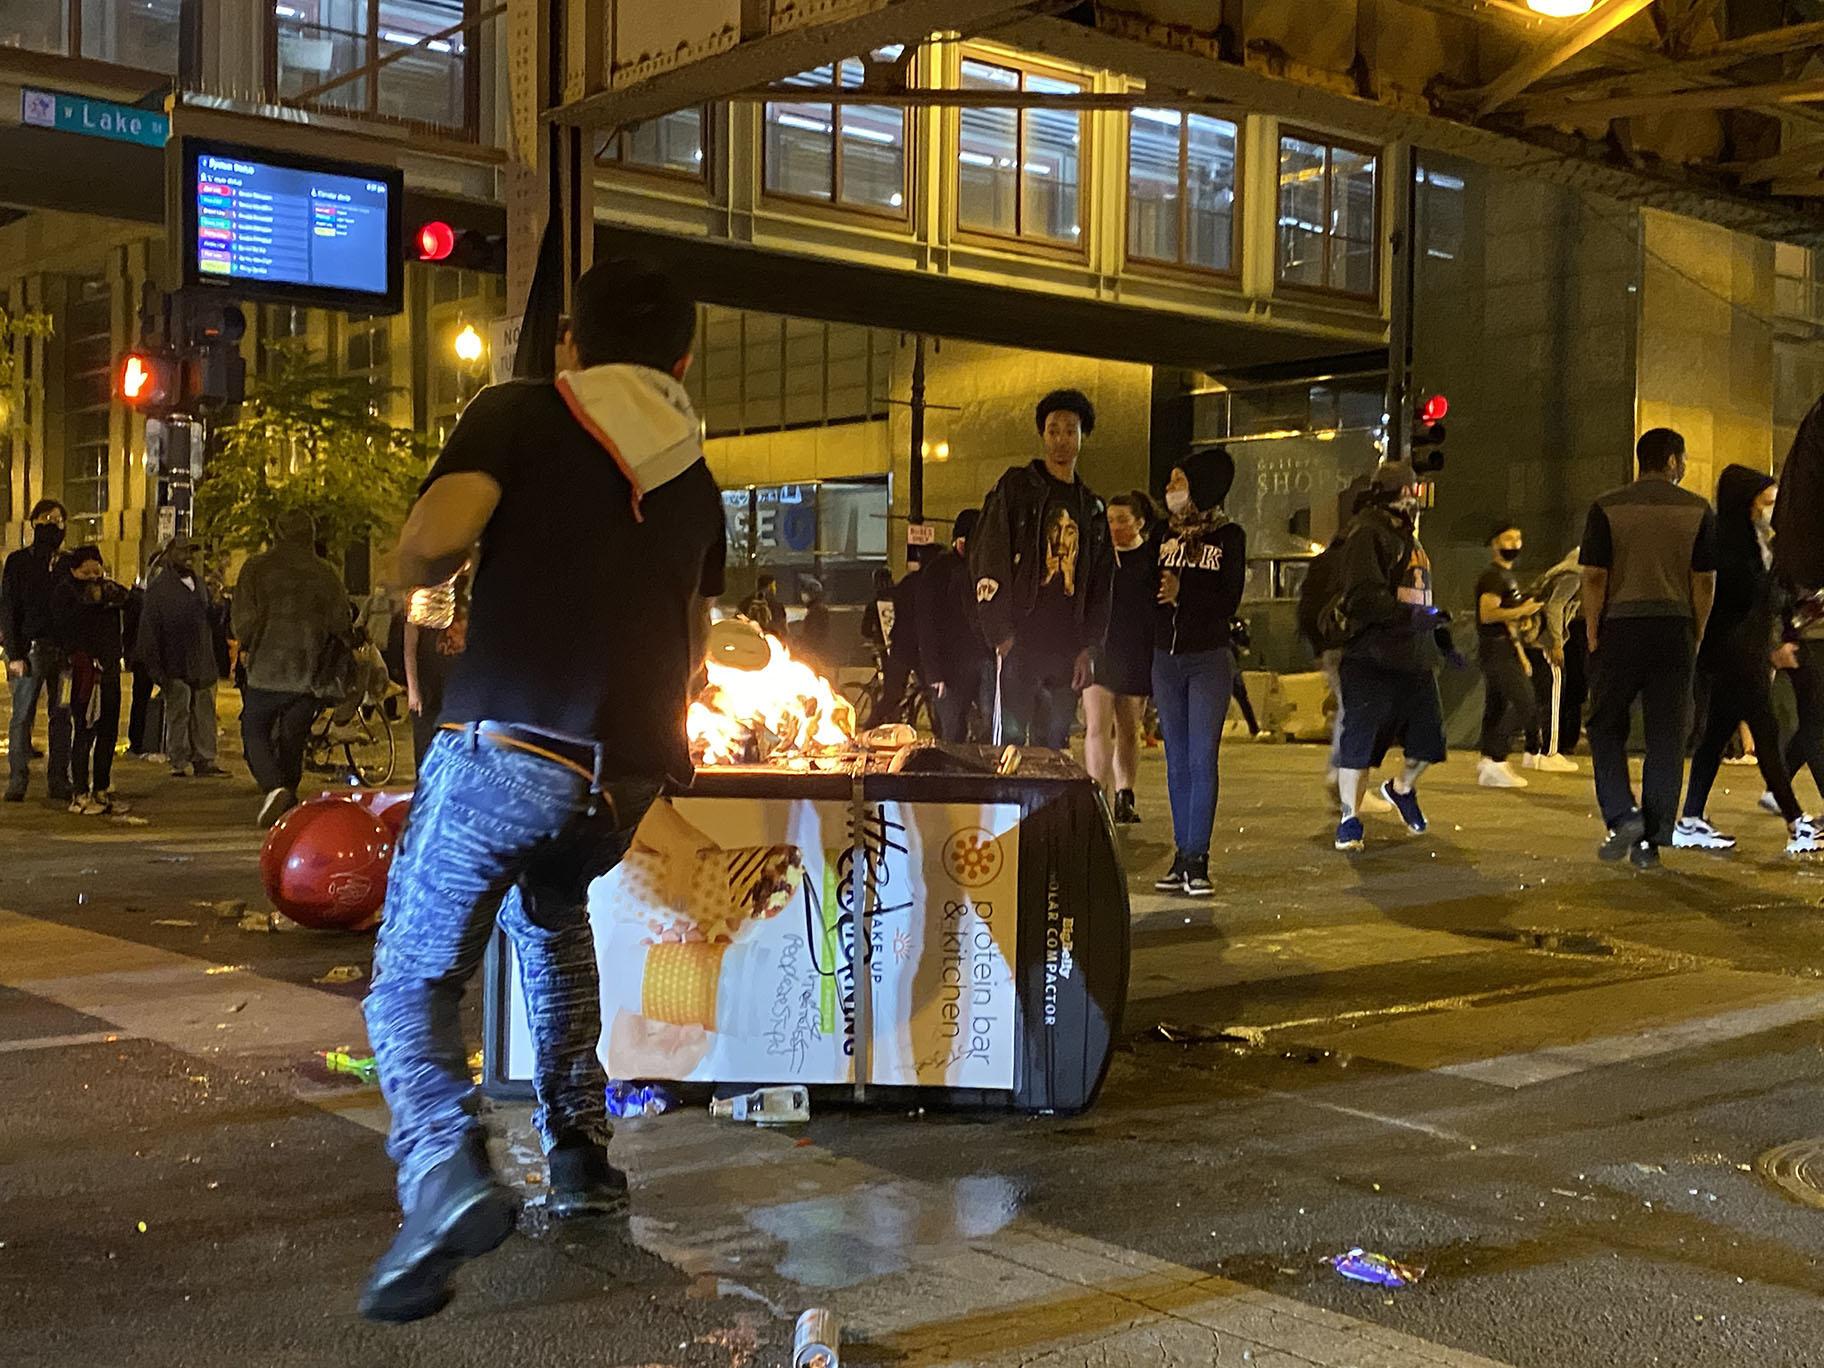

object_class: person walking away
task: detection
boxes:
[1228,616,1262,738]
[795,577,833,677]
[2,499,73,802]
[1151,451,1247,895]
[1580,428,1717,870]
[1521,549,1585,772]
[1474,523,1543,790]
[1329,462,1452,853]
[404,565,470,773]
[1772,396,1824,812]
[1675,466,1821,855]
[51,545,131,816]
[122,567,160,761]
[972,388,1115,748]
[739,572,789,640]
[915,509,993,743]
[138,537,229,780]
[360,258,726,1322]
[1085,492,1155,820]
[235,509,353,827]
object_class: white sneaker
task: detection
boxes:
[68,793,107,817]
[1760,792,1785,817]
[1673,816,1737,850]
[1788,817,1824,857]
[1477,757,1529,789]
[142,752,169,765]
[94,790,130,816]
[1721,754,1759,767]
[1532,752,1579,774]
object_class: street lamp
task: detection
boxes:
[1526,0,1594,15]
[453,323,484,365]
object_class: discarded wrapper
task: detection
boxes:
[1153,1022,1267,1048]
[1331,1248,1425,1288]
[315,965,365,985]
[322,1050,379,1084]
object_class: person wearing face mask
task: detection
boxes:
[1083,492,1155,822]
[971,388,1115,748]
[2,499,73,803]
[1674,466,1821,855]
[795,576,832,676]
[1580,428,1717,870]
[914,508,993,743]
[50,544,131,816]
[1473,523,1543,790]
[136,536,230,781]
[1151,452,1247,895]
[1330,461,1451,853]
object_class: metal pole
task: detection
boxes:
[908,334,927,533]
[1384,142,1417,463]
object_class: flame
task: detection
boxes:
[689,633,857,766]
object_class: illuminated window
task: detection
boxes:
[1128,109,1238,273]
[957,57,1084,246]
[602,107,707,178]
[763,53,908,215]
[1277,131,1379,298]
[0,0,180,71]
[273,0,476,136]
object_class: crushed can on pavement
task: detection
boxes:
[793,1307,839,1367]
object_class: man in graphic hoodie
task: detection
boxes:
[971,388,1116,747]
[359,259,726,1322]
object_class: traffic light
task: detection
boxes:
[1411,392,1447,474]
[412,219,504,271]
[117,295,245,416]
[118,349,179,410]
[184,301,246,409]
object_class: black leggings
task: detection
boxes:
[1479,644,1536,761]
[1686,650,1801,822]
[1785,640,1824,805]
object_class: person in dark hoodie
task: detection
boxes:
[358,259,725,1324]
[1330,460,1452,854]
[1774,395,1824,809]
[971,388,1115,748]
[137,537,229,780]
[2,498,72,802]
[1084,491,1156,822]
[1150,449,1247,896]
[1676,465,1821,855]
[51,545,132,816]
[915,508,992,742]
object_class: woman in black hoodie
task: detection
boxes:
[51,544,132,816]
[1151,447,1247,896]
[1676,465,1819,855]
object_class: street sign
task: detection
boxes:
[21,88,168,148]
[906,522,936,546]
[488,315,523,385]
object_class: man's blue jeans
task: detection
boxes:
[364,729,657,1210]
[1152,648,1233,858]
[7,662,71,798]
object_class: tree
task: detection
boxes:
[0,303,53,432]
[195,340,436,559]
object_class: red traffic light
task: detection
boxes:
[1419,393,1449,424]
[118,350,176,409]
[416,220,456,261]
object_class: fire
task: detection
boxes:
[689,633,858,766]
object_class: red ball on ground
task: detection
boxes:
[378,799,411,842]
[260,797,395,930]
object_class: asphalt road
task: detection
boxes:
[4,707,1824,1367]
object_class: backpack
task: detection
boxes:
[1297,538,1351,653]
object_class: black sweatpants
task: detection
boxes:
[242,688,318,794]
[1587,617,1695,847]
[1685,646,1802,823]
[1784,639,1824,805]
[1478,642,1536,762]
[126,668,155,754]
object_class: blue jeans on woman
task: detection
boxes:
[1152,648,1233,859]
[364,728,657,1210]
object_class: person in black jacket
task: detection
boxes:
[1085,492,1155,822]
[51,545,131,816]
[971,389,1115,748]
[1774,397,1824,810]
[915,508,992,742]
[137,538,229,780]
[1676,465,1820,855]
[1150,450,1246,896]
[866,557,925,728]
[3,498,73,802]
[1331,461,1451,853]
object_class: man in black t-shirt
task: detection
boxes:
[1474,522,1543,791]
[359,259,725,1323]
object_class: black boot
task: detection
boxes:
[359,1131,519,1323]
[1153,852,1186,892]
[546,1133,629,1219]
[1113,789,1140,824]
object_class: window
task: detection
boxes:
[62,276,113,546]
[763,53,909,215]
[1277,132,1379,298]
[273,0,474,135]
[601,107,706,178]
[719,478,889,604]
[1128,109,1238,273]
[695,305,893,438]
[957,57,1084,246]
[0,0,180,70]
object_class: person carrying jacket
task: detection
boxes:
[971,388,1115,748]
[3,499,73,802]
[234,507,354,827]
[1149,448,1246,897]
[50,544,131,815]
[137,537,228,780]
[914,508,992,742]
[1521,548,1587,769]
[1331,460,1451,853]
[1676,464,1820,855]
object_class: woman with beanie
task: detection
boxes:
[1085,490,1156,822]
[1152,448,1247,896]
[1675,464,1821,855]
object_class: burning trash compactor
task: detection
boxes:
[483,616,1131,1115]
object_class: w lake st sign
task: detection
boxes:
[21,88,168,148]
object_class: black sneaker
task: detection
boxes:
[1181,855,1215,897]
[1113,789,1140,825]
[1598,814,1645,863]
[192,764,231,779]
[3,789,23,804]
[545,1134,629,1220]
[1629,839,1660,871]
[1153,853,1186,892]
[358,1132,519,1324]
[1380,780,1428,834]
[258,787,297,829]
